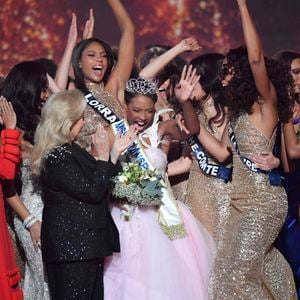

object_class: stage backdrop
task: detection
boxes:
[0,0,299,75]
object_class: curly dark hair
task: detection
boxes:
[223,46,294,123]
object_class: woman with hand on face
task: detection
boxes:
[0,97,23,300]
[167,53,232,252]
[104,68,214,300]
[30,89,136,300]
[1,61,51,300]
[194,1,296,298]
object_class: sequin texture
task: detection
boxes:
[76,82,124,151]
[14,159,50,300]
[209,114,296,300]
[185,99,231,248]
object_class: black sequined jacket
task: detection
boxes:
[40,142,120,263]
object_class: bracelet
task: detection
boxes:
[23,215,37,229]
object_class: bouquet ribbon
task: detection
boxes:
[111,119,187,240]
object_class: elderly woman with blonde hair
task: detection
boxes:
[30,89,136,300]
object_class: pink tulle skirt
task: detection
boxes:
[104,201,214,300]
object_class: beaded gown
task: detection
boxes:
[76,82,123,151]
[185,98,231,249]
[209,114,296,300]
[14,159,49,300]
[103,117,215,300]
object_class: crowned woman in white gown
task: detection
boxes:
[104,73,215,300]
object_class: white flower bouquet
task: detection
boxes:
[112,162,164,206]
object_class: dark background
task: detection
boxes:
[0,0,299,75]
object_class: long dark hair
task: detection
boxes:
[273,50,300,104]
[273,50,300,68]
[1,61,48,144]
[71,38,115,93]
[223,46,293,123]
[190,53,226,131]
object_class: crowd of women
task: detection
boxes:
[0,0,300,299]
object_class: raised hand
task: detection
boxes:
[174,65,200,103]
[0,96,17,129]
[110,125,138,163]
[91,124,110,161]
[179,38,201,52]
[67,13,78,47]
[54,13,78,91]
[82,9,95,39]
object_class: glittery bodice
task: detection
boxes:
[14,159,50,299]
[230,114,278,197]
[209,114,296,300]
[18,160,43,218]
[185,105,231,249]
[76,83,123,151]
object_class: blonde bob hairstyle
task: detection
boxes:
[30,89,86,176]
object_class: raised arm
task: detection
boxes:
[237,0,276,108]
[105,0,135,98]
[139,38,200,79]
[160,65,200,140]
[55,13,78,90]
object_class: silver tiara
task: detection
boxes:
[125,78,158,95]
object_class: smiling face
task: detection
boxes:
[291,58,300,94]
[126,95,155,133]
[79,42,108,84]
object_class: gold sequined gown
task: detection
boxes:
[209,114,296,300]
[76,82,124,151]
[185,100,231,249]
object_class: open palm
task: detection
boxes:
[174,65,200,103]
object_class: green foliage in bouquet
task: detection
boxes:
[112,162,164,206]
